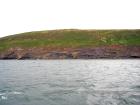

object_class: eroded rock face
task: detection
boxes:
[1,52,17,59]
[0,46,140,59]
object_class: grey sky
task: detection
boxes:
[0,0,140,37]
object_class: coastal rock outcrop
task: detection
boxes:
[0,46,140,59]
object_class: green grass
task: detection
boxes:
[0,29,140,51]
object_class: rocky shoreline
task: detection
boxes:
[0,45,140,59]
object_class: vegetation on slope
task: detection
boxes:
[0,29,140,52]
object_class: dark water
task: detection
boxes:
[0,60,140,105]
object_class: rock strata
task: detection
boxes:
[0,46,140,59]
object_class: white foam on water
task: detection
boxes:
[77,87,86,93]
[1,96,7,100]
[0,93,5,96]
[12,91,22,95]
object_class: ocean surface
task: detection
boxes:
[0,60,140,105]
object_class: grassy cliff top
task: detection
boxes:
[0,29,140,51]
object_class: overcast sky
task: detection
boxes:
[0,0,140,37]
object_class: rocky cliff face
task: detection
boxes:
[0,46,140,59]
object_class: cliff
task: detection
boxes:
[0,29,140,59]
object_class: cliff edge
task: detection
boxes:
[0,29,140,59]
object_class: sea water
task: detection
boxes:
[0,60,140,105]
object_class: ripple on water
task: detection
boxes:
[86,90,140,105]
[134,85,140,89]
[0,60,140,105]
[0,91,23,102]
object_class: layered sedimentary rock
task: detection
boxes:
[0,45,140,59]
